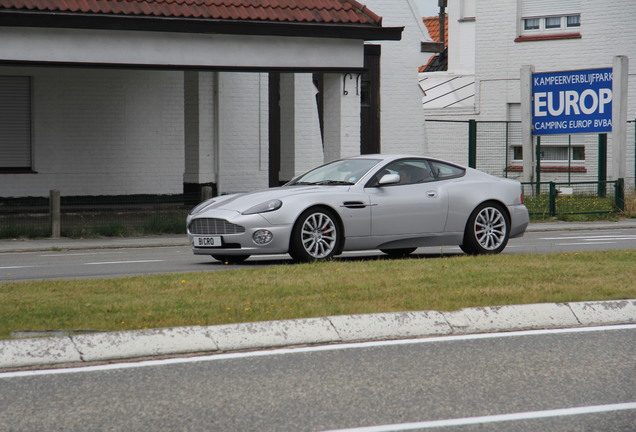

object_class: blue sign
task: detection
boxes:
[532,68,613,135]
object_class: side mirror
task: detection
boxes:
[378,173,400,186]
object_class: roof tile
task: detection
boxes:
[423,15,447,44]
[0,0,383,25]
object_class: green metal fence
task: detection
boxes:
[426,119,636,190]
[522,180,624,217]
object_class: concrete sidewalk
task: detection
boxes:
[1,219,635,371]
[1,219,636,254]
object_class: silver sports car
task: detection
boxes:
[187,155,529,263]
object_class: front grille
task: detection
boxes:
[189,218,246,235]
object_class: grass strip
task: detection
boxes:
[1,250,634,339]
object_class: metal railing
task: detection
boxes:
[0,191,205,239]
[522,180,624,217]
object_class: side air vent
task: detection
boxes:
[342,201,368,209]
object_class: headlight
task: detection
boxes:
[242,199,282,215]
[189,200,216,215]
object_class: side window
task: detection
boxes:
[371,159,434,186]
[429,160,466,179]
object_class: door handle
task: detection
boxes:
[426,191,438,198]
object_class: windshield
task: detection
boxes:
[287,158,381,186]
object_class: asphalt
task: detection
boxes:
[1,220,635,370]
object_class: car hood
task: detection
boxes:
[193,185,349,214]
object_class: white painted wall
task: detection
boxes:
[0,27,365,69]
[448,0,475,74]
[364,0,430,155]
[0,66,184,197]
[1,0,438,198]
[217,72,270,194]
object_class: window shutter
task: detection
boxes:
[521,0,581,17]
[0,76,31,168]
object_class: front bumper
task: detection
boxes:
[187,212,293,256]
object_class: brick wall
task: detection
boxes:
[364,0,429,155]
[217,72,269,194]
[0,67,184,197]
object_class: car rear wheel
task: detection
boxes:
[380,248,417,258]
[212,255,250,264]
[289,207,341,262]
[460,202,510,255]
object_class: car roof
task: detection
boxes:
[346,154,467,168]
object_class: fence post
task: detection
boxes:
[50,189,60,239]
[615,178,625,212]
[468,119,477,169]
[549,182,557,216]
[201,186,213,202]
[598,133,607,198]
[535,136,541,195]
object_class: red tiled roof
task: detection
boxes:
[0,0,383,25]
[422,15,447,44]
[419,15,448,72]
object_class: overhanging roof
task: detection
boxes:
[0,0,403,41]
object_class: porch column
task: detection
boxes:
[278,73,324,182]
[215,72,270,194]
[323,72,361,162]
[183,71,216,194]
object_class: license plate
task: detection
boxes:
[193,236,222,248]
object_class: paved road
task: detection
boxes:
[1,222,636,281]
[1,325,634,431]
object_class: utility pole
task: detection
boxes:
[438,0,447,46]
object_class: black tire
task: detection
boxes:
[380,248,417,258]
[460,202,510,255]
[212,255,250,264]
[289,207,341,262]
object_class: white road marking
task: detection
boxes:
[557,242,617,246]
[0,265,34,270]
[542,234,636,247]
[83,260,164,265]
[40,252,125,257]
[541,235,636,240]
[320,402,636,431]
[2,324,634,379]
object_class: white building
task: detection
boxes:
[0,0,431,199]
[422,0,636,185]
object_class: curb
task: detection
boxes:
[2,299,634,370]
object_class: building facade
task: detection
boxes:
[422,0,636,186]
[1,0,431,199]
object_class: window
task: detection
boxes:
[429,160,465,179]
[522,15,581,33]
[566,15,580,27]
[544,16,561,29]
[511,145,585,162]
[524,18,540,30]
[369,159,466,187]
[519,0,581,38]
[376,159,434,186]
[0,76,32,172]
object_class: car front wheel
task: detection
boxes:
[460,202,510,255]
[289,207,341,262]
